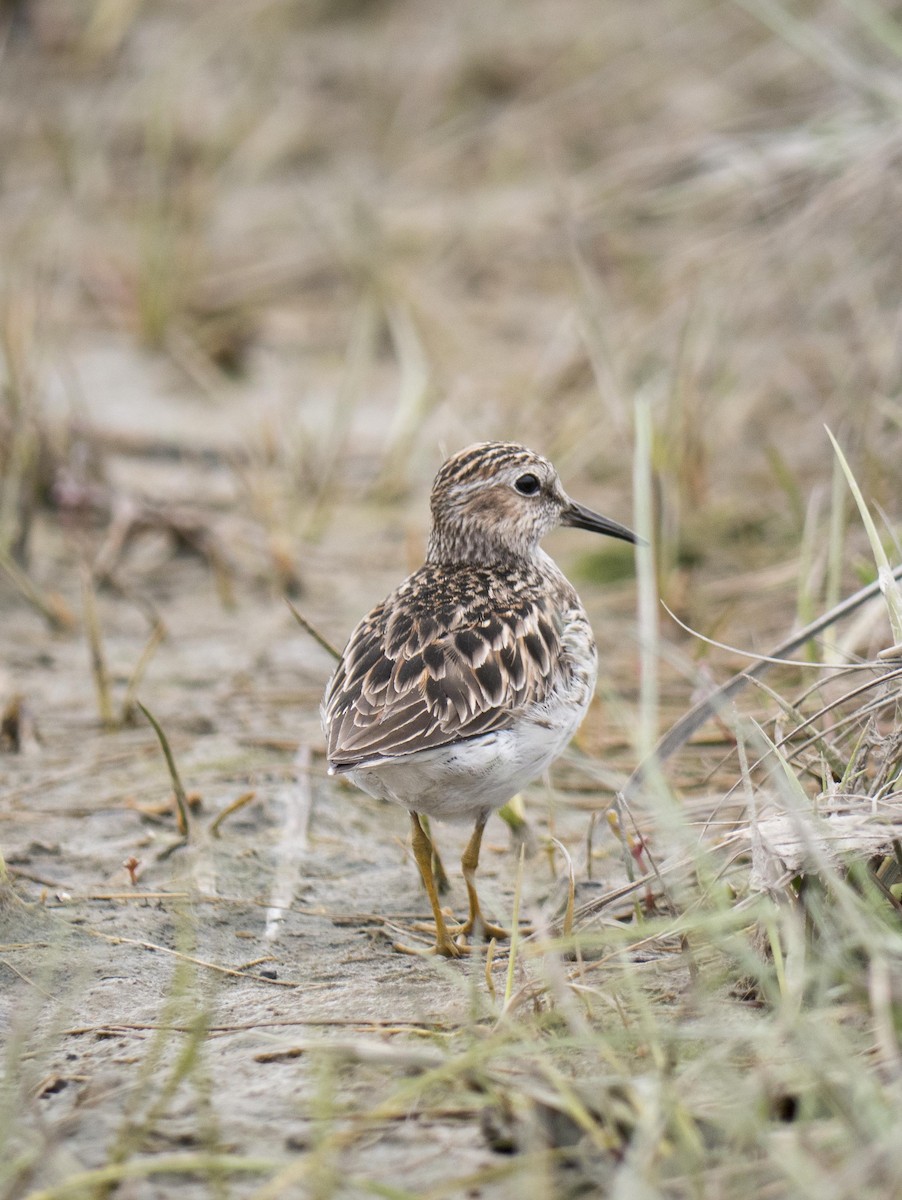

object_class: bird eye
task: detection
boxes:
[514,473,541,496]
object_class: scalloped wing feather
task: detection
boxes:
[323,575,565,770]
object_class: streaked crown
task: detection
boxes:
[426,441,638,566]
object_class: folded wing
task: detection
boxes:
[323,579,562,770]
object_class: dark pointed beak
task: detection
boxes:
[560,499,641,545]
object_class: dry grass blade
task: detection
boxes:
[80,562,114,729]
[135,701,192,837]
[484,938,498,1003]
[0,957,49,995]
[632,394,659,763]
[0,550,75,630]
[762,672,902,763]
[627,563,902,800]
[285,596,341,661]
[550,838,575,939]
[209,790,256,838]
[80,927,299,988]
[20,1153,276,1200]
[120,619,166,724]
[827,426,902,644]
[731,0,883,96]
[253,1038,444,1070]
[265,746,312,940]
[502,846,526,1012]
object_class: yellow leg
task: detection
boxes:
[421,813,451,894]
[395,812,462,958]
[454,812,509,942]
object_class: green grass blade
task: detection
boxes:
[825,426,902,644]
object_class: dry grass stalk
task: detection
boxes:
[136,701,193,838]
[80,562,115,729]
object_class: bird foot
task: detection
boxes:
[406,914,510,945]
[451,917,510,942]
[409,914,460,936]
[392,936,467,958]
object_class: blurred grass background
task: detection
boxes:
[3,0,900,535]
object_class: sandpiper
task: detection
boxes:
[322,442,637,956]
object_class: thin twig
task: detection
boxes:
[79,928,299,987]
[0,957,50,995]
[285,597,341,661]
[61,1017,452,1036]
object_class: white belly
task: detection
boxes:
[343,639,597,822]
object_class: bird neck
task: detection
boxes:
[426,522,536,568]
